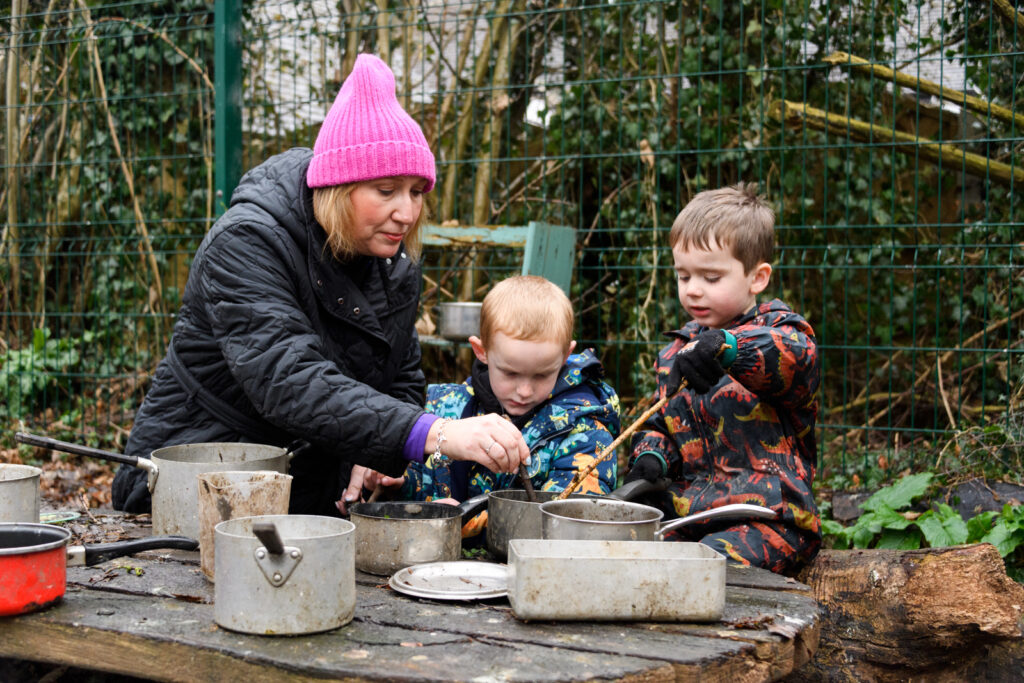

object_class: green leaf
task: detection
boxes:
[876,527,922,549]
[915,506,967,548]
[967,511,998,542]
[861,473,933,512]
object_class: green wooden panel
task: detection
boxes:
[521,222,576,295]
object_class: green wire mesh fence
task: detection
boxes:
[2,0,1021,481]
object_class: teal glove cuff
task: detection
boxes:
[720,330,738,368]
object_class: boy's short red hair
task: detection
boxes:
[478,275,573,352]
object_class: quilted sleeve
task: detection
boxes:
[197,224,422,477]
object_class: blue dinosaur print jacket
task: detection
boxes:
[400,349,620,536]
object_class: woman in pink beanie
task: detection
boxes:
[113,54,529,518]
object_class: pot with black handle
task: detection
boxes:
[14,432,292,539]
[0,522,197,616]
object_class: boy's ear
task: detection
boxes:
[750,262,772,295]
[468,335,487,364]
[565,340,577,361]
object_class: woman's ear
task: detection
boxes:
[750,262,772,295]
[468,335,488,364]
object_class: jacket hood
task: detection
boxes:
[228,148,317,248]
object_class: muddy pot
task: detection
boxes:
[541,499,777,542]
[14,433,291,539]
[214,515,355,635]
[0,464,42,523]
[349,497,486,576]
[196,471,292,582]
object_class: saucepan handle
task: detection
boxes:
[608,477,671,501]
[15,431,140,467]
[458,492,490,522]
[655,503,778,538]
[252,520,286,555]
[67,536,199,567]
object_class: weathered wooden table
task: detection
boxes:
[0,512,819,682]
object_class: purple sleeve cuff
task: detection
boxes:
[403,413,440,463]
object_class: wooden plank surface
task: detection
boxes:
[0,524,820,683]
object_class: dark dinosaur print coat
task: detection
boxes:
[629,299,821,573]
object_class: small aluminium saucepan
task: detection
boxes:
[349,497,488,575]
[0,522,197,616]
[540,499,778,542]
[0,464,43,523]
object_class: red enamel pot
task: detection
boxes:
[0,523,197,616]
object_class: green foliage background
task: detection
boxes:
[1,1,1021,486]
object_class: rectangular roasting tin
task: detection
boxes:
[507,539,726,621]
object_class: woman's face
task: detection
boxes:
[348,176,427,258]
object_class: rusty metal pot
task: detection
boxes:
[0,464,42,523]
[14,432,290,538]
[349,496,487,575]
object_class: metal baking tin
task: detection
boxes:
[507,539,726,621]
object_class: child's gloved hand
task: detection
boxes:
[623,453,666,485]
[667,329,727,395]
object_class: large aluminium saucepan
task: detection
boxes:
[14,432,291,539]
[0,522,197,616]
[540,497,778,542]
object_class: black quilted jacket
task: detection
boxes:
[112,148,426,515]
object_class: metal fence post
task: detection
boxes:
[214,0,242,215]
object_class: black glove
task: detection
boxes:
[623,453,666,485]
[667,329,727,395]
[112,462,152,512]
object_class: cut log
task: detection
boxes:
[788,544,1024,682]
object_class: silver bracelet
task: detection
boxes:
[432,418,453,461]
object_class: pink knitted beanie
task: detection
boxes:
[307,54,435,191]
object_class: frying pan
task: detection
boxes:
[0,522,197,616]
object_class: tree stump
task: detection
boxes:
[787,543,1024,682]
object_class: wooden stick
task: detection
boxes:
[556,340,734,499]
[556,394,669,500]
[518,464,538,503]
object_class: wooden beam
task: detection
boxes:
[768,100,1024,186]
[823,51,1024,130]
[994,0,1024,34]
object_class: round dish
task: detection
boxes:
[389,561,508,601]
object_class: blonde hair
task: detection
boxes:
[668,182,775,273]
[478,275,574,351]
[311,182,425,261]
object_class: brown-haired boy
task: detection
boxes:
[400,275,621,540]
[626,183,821,573]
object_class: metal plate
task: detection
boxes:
[389,561,508,601]
[40,511,81,524]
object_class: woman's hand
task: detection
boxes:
[336,465,405,515]
[428,414,530,473]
